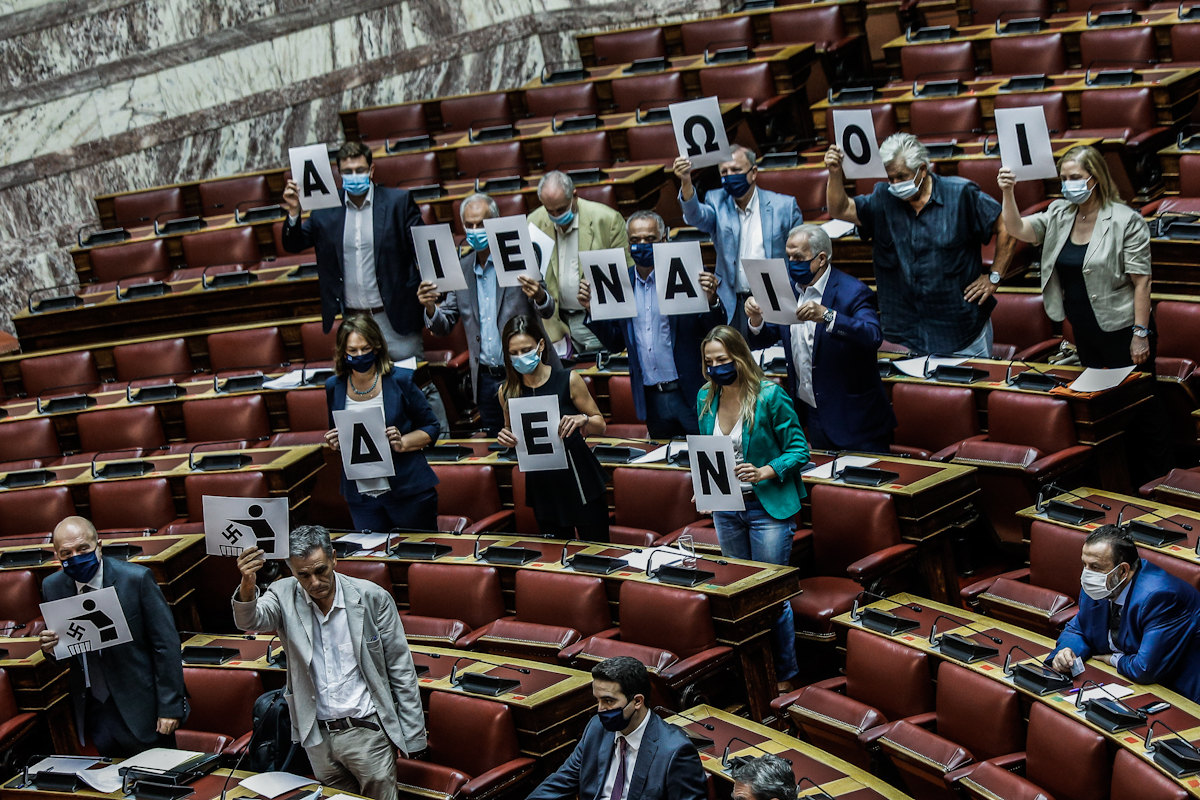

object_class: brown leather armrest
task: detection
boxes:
[845,543,918,581]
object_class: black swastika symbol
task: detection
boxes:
[67,622,86,641]
[222,524,242,543]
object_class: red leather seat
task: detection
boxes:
[20,351,100,398]
[77,406,167,456]
[791,484,917,640]
[1073,87,1168,147]
[951,392,1092,547]
[431,465,515,533]
[197,176,270,217]
[112,338,198,385]
[422,319,468,365]
[182,395,272,445]
[176,668,264,755]
[0,669,37,753]
[337,560,392,593]
[699,62,788,116]
[271,220,314,260]
[770,6,857,52]
[889,383,980,460]
[992,92,1070,137]
[1171,21,1200,63]
[560,581,735,709]
[400,564,506,646]
[909,97,984,142]
[901,42,977,83]
[1111,748,1188,800]
[393,691,536,800]
[439,516,470,534]
[755,168,830,219]
[680,16,754,55]
[456,142,527,181]
[609,467,705,545]
[458,571,612,662]
[624,123,683,166]
[285,390,328,433]
[88,239,171,285]
[0,418,61,464]
[180,226,262,269]
[0,571,47,636]
[990,34,1066,77]
[968,0,1050,25]
[1062,0,1145,12]
[772,628,934,769]
[207,328,287,375]
[0,487,75,539]
[576,184,618,209]
[89,478,182,534]
[524,83,599,122]
[603,375,649,439]
[824,103,899,143]
[610,73,686,115]
[1079,25,1157,71]
[372,152,441,190]
[356,104,428,145]
[1152,300,1200,442]
[440,93,513,133]
[988,292,1061,362]
[508,467,539,535]
[541,131,613,171]
[451,194,529,235]
[1141,467,1200,511]
[297,319,339,372]
[591,27,667,65]
[112,187,186,228]
[184,472,270,520]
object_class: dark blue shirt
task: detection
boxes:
[854,174,1001,354]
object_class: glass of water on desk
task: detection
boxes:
[677,534,696,569]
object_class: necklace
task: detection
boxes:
[351,370,379,396]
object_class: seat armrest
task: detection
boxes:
[1127,126,1172,149]
[228,731,254,756]
[961,568,1029,605]
[1026,445,1091,478]
[1048,605,1080,629]
[557,628,621,662]
[455,620,501,650]
[858,711,938,749]
[461,757,538,798]
[822,33,862,53]
[463,510,515,535]
[984,751,1027,772]
[770,676,845,714]
[445,351,470,369]
[845,543,918,581]
[930,440,970,462]
[659,645,734,681]
[756,95,790,114]
[793,528,813,545]
[1014,338,1063,362]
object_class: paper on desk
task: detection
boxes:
[262,372,306,391]
[396,356,418,371]
[630,442,688,465]
[893,356,966,379]
[77,765,124,794]
[119,748,207,773]
[621,546,689,571]
[339,533,389,549]
[804,455,879,481]
[821,219,856,239]
[1067,366,1135,393]
[27,756,99,775]
[1076,683,1134,706]
[239,771,321,799]
[755,346,787,369]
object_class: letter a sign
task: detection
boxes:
[333,406,395,480]
[288,144,341,211]
[670,97,732,169]
[687,436,745,512]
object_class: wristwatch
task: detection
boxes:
[988,271,1002,285]
[822,308,836,325]
[1133,325,1150,339]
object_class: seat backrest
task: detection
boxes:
[77,406,168,453]
[273,220,313,256]
[1080,25,1156,70]
[88,239,171,284]
[407,564,505,629]
[680,16,755,55]
[427,690,522,777]
[612,467,698,533]
[182,667,262,736]
[541,131,613,171]
[0,669,23,723]
[993,92,1070,137]
[89,478,178,531]
[514,570,612,636]
[1065,0,1145,13]
[592,27,667,65]
[769,6,845,48]
[901,42,976,82]
[968,0,1050,25]
[0,418,61,463]
[183,472,270,521]
[207,328,287,372]
[1025,702,1110,800]
[1171,22,1200,63]
[508,466,539,535]
[617,581,717,658]
[1080,87,1155,134]
[524,83,599,119]
[20,351,99,398]
[608,376,639,424]
[990,292,1055,349]
[1027,521,1086,600]
[1179,154,1200,197]
[625,123,683,164]
[935,663,1024,760]
[891,382,979,452]
[180,226,261,269]
[0,487,75,538]
[112,338,195,383]
[337,561,392,593]
[1142,547,1200,591]
[990,33,1066,78]
[371,152,441,190]
[611,73,686,115]
[286,390,329,433]
[440,92,513,133]
[0,571,41,624]
[699,62,776,105]
[986,391,1078,453]
[300,320,340,362]
[810,484,902,576]
[112,187,185,228]
[845,628,934,720]
[182,395,272,443]
[355,104,428,142]
[1111,748,1187,800]
[577,184,618,209]
[456,141,527,181]
[908,97,983,139]
[754,168,829,217]
[824,104,899,143]
[956,158,1046,211]
[1154,301,1200,362]
[431,465,504,520]
[197,176,270,217]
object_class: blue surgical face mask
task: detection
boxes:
[888,166,924,201]
[342,173,371,196]
[63,549,100,584]
[549,205,576,228]
[1062,178,1093,205]
[722,171,752,198]
[708,362,739,386]
[598,701,632,732]
[465,229,490,252]
[512,348,542,375]
[630,242,655,268]
[787,259,814,289]
[345,351,376,373]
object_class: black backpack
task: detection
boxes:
[243,689,303,773]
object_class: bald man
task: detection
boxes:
[40,517,186,756]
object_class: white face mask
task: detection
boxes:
[1080,564,1123,601]
[1062,178,1093,205]
[888,168,923,200]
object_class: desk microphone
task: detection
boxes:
[187,438,268,470]
[797,778,835,800]
[1004,358,1070,388]
[0,622,26,635]
[1115,501,1193,531]
[721,737,792,769]
[1143,719,1200,755]
[1037,483,1111,512]
[852,590,923,615]
[1073,679,1141,713]
[1003,645,1047,676]
[448,655,531,686]
[928,614,1003,646]
[653,706,715,731]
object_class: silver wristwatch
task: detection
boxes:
[1132,325,1150,339]
[988,271,1002,285]
[822,309,836,325]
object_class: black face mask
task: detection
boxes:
[598,700,632,732]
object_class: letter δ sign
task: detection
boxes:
[687,435,745,512]
[742,258,799,325]
[995,105,1057,180]
[509,394,567,472]
[412,224,468,291]
[40,587,133,659]
[581,248,636,320]
[831,109,887,180]
[484,215,542,287]
[203,496,290,559]
[670,96,733,169]
[288,144,341,211]
[333,405,396,481]
[653,241,710,315]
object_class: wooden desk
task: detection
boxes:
[0,769,357,800]
[1146,232,1200,297]
[0,637,72,753]
[668,704,914,799]
[834,593,1200,798]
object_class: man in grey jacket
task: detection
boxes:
[234,526,425,800]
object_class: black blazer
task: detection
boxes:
[282,185,424,336]
[326,366,440,503]
[41,557,187,745]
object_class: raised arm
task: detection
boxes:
[824,146,861,226]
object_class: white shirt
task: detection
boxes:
[342,185,384,310]
[555,214,583,311]
[304,579,377,721]
[718,415,754,492]
[734,188,765,294]
[748,267,836,409]
[600,710,652,800]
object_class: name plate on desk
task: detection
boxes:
[455,672,521,696]
[181,645,239,665]
[38,394,97,414]
[931,364,986,384]
[837,465,899,487]
[1010,370,1060,391]
[652,564,716,587]
[216,374,266,394]
[1010,662,1073,695]
[128,383,186,403]
[189,453,252,472]
[566,553,630,574]
[478,545,539,565]
[592,445,642,464]
[1043,500,1105,526]
[1083,698,1145,732]
[390,541,452,560]
[858,608,920,636]
[937,633,999,664]
[426,444,473,462]
[1125,519,1187,547]
[0,549,51,568]
[1152,738,1200,778]
[94,460,154,480]
[103,543,144,561]
[0,469,55,489]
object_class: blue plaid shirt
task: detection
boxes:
[854,174,1001,354]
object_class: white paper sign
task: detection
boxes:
[670,97,733,169]
[288,144,341,211]
[995,106,1058,181]
[653,242,710,315]
[509,394,567,472]
[484,215,541,286]
[529,223,557,277]
[687,435,745,512]
[203,496,290,559]
[333,406,396,480]
[412,224,467,291]
[832,109,887,179]
[582,248,637,321]
[742,258,799,326]
[40,587,133,660]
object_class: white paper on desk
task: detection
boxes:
[262,371,306,391]
[1075,683,1135,706]
[239,771,321,799]
[621,546,688,571]
[396,356,418,371]
[804,455,879,481]
[120,748,207,772]
[338,533,389,549]
[1068,365,1135,393]
[893,356,966,379]
[40,586,133,659]
[27,756,99,776]
[821,219,856,239]
[77,764,125,793]
[630,441,689,465]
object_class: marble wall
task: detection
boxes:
[0,0,726,335]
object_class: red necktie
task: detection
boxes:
[610,737,628,800]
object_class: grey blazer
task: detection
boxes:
[425,250,559,401]
[232,572,426,753]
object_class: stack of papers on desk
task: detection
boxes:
[240,771,321,799]
[1067,366,1135,393]
[803,456,879,480]
[338,533,390,549]
[820,219,856,239]
[28,757,122,794]
[621,546,689,571]
[892,356,966,379]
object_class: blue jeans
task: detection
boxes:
[712,498,799,682]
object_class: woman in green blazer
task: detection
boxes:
[697,325,809,690]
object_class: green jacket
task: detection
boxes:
[697,380,810,520]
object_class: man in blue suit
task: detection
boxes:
[747,224,895,453]
[580,211,723,439]
[1049,526,1200,702]
[676,146,803,334]
[525,656,706,800]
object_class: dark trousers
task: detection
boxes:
[797,400,891,455]
[475,369,506,436]
[85,694,175,757]
[348,487,439,533]
[536,495,610,542]
[645,386,701,440]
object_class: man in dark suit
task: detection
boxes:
[747,223,896,453]
[526,656,706,800]
[39,517,187,756]
[1049,526,1200,701]
[580,210,723,439]
[731,755,797,800]
[418,192,558,435]
[282,141,446,432]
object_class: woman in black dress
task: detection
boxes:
[496,315,610,541]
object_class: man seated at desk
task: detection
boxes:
[731,755,797,800]
[1048,526,1200,702]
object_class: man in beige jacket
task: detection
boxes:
[233,525,425,800]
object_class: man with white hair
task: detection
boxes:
[530,171,632,356]
[825,133,1014,357]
